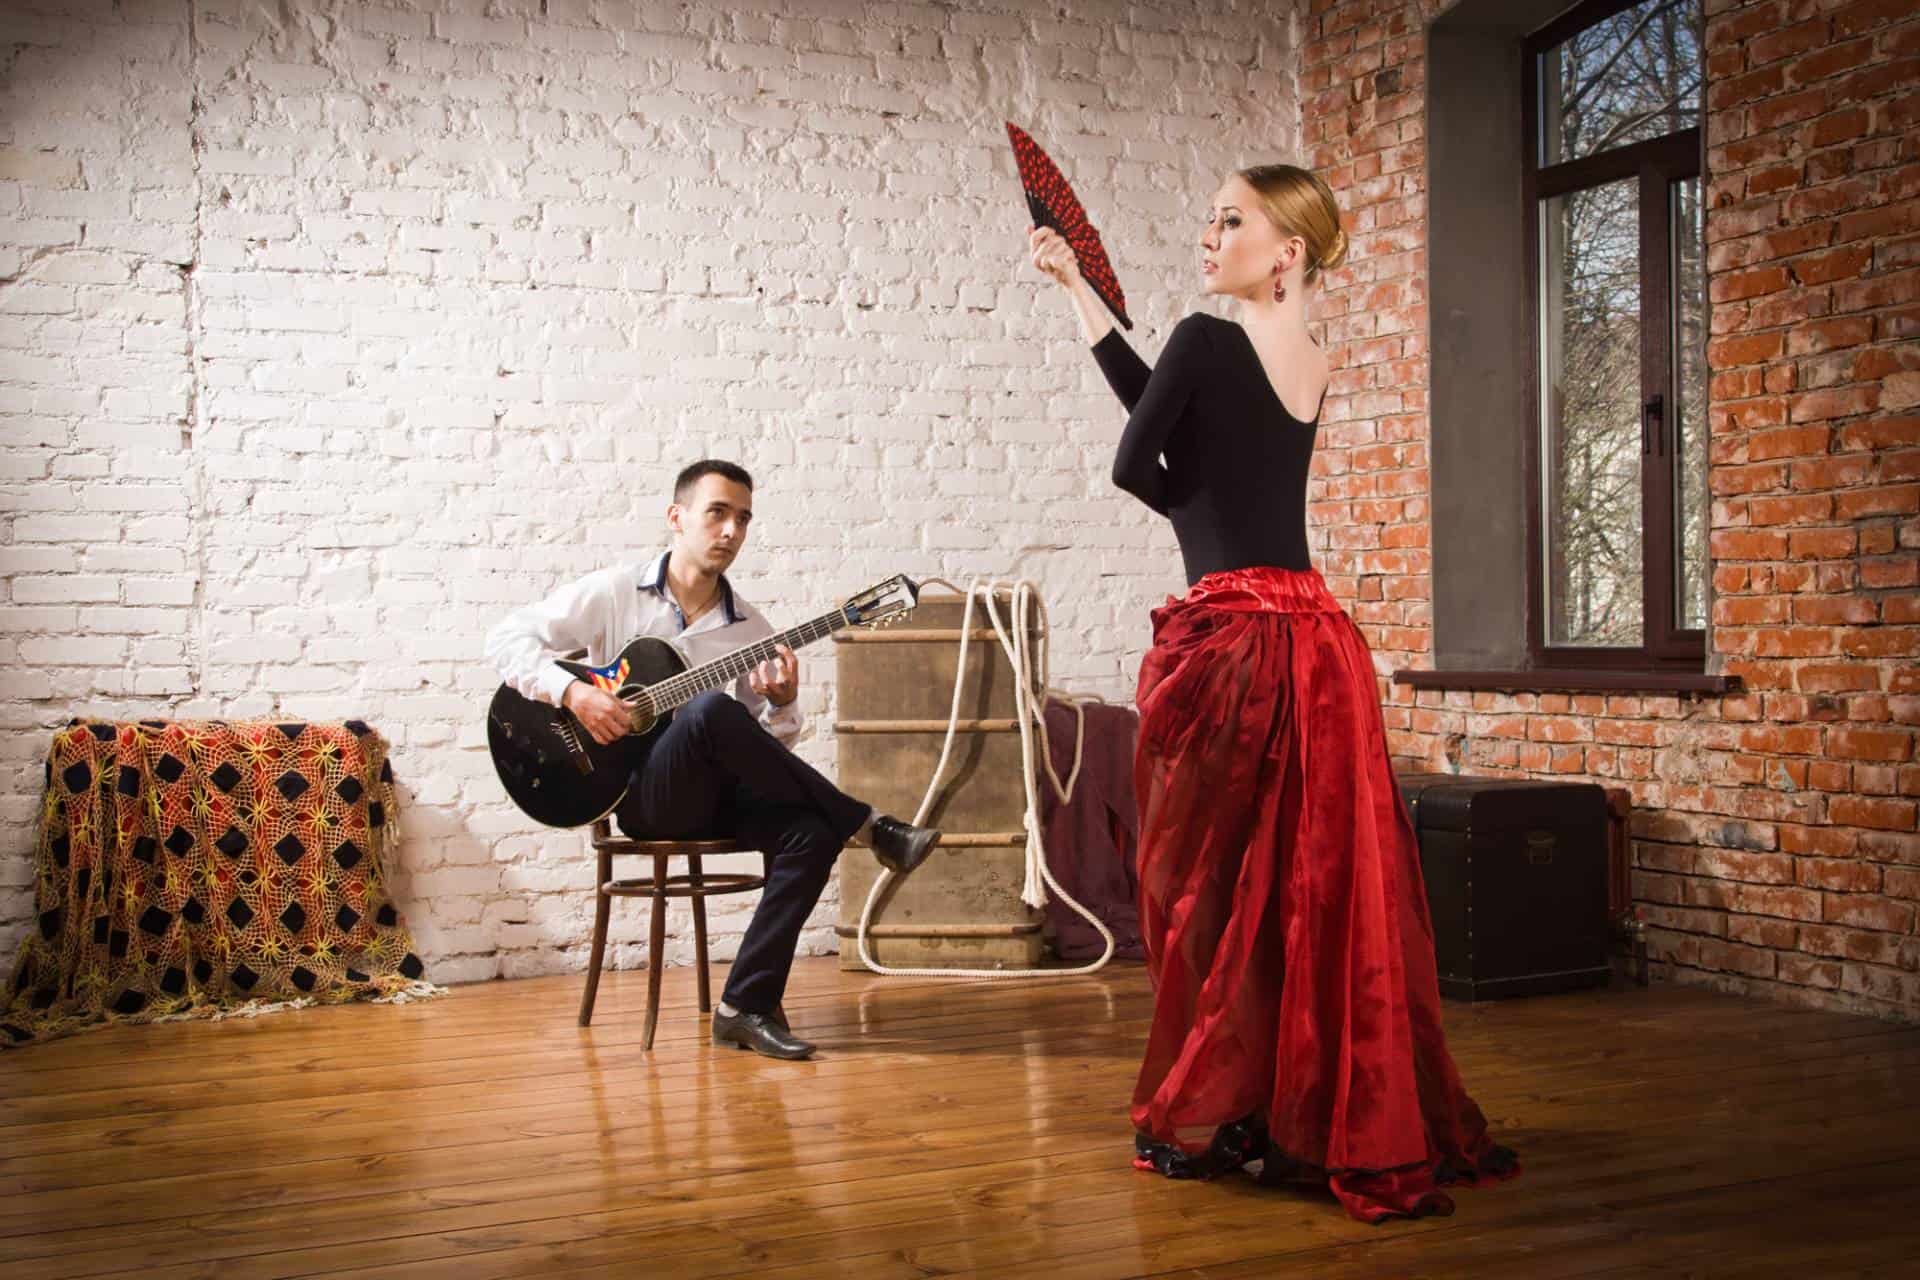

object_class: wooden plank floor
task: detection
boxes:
[3,958,1918,1279]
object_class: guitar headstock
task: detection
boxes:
[842,574,919,630]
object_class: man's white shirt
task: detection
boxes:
[484,550,803,748]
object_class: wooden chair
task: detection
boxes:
[579,818,767,1049]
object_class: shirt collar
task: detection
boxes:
[641,550,743,627]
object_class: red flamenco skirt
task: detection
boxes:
[1128,566,1518,1222]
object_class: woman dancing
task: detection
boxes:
[1028,164,1518,1223]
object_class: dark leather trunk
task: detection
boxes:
[1398,774,1612,1001]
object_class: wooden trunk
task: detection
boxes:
[1397,774,1612,1001]
[834,592,1045,970]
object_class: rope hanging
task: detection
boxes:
[854,578,1116,980]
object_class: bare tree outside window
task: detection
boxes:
[1542,182,1643,647]
[1529,0,1706,662]
[1674,175,1709,632]
[1542,0,1702,164]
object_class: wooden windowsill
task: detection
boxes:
[1392,668,1740,695]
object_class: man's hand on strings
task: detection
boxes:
[564,681,632,746]
[750,644,800,707]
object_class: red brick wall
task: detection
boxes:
[1299,0,1920,1019]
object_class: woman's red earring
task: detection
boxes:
[1273,267,1287,304]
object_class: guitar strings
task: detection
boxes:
[623,609,843,709]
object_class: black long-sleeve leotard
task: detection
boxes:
[1093,312,1324,587]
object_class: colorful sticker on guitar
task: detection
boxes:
[583,657,630,693]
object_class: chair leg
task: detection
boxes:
[643,853,668,1050]
[689,855,712,1013]
[578,849,612,1027]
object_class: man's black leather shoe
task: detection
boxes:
[871,815,941,875]
[712,1008,815,1060]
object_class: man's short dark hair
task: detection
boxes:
[674,459,754,502]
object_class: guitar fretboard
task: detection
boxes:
[646,609,847,712]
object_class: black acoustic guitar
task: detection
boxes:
[487,574,918,828]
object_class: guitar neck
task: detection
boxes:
[647,610,846,713]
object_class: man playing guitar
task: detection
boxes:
[485,459,940,1059]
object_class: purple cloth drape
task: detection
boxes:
[1040,698,1144,961]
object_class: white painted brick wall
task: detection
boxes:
[1,0,1297,986]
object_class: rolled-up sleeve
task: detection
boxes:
[484,569,620,709]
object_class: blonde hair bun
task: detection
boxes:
[1320,226,1349,273]
[1237,164,1348,283]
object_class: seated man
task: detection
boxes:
[485,458,939,1060]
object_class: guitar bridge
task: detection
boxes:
[555,719,594,774]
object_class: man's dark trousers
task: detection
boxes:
[614,691,869,1015]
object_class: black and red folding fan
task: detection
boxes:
[1005,121,1132,330]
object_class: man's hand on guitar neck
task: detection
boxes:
[563,681,632,746]
[748,643,799,707]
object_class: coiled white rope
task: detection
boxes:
[854,577,1116,979]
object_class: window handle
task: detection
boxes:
[1642,393,1665,456]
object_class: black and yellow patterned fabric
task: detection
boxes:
[2,718,428,1047]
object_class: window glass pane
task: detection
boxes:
[1541,0,1702,165]
[1542,180,1642,648]
[1673,175,1708,631]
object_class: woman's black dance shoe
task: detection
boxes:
[1131,1115,1266,1180]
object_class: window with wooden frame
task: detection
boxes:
[1524,0,1707,670]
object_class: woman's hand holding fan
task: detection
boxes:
[1029,225,1082,288]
